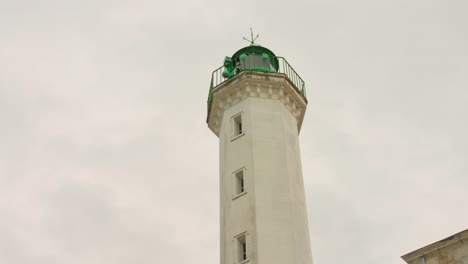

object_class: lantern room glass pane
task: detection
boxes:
[239,54,275,72]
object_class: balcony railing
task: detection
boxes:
[207,56,306,113]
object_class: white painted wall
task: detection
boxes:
[217,91,313,264]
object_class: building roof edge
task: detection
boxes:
[401,229,468,262]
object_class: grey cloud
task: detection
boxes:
[1,0,467,264]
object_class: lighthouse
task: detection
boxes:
[206,34,313,264]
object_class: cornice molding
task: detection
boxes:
[207,71,308,136]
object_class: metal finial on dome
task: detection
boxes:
[243,27,259,46]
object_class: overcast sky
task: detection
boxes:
[1,0,467,264]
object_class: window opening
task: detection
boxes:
[233,114,243,136]
[235,170,245,194]
[237,234,247,262]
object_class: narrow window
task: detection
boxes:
[237,234,247,262]
[233,114,243,136]
[235,170,245,194]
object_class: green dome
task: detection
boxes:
[231,45,279,72]
[231,45,279,71]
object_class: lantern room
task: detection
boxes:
[222,45,280,78]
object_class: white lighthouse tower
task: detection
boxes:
[206,36,313,264]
